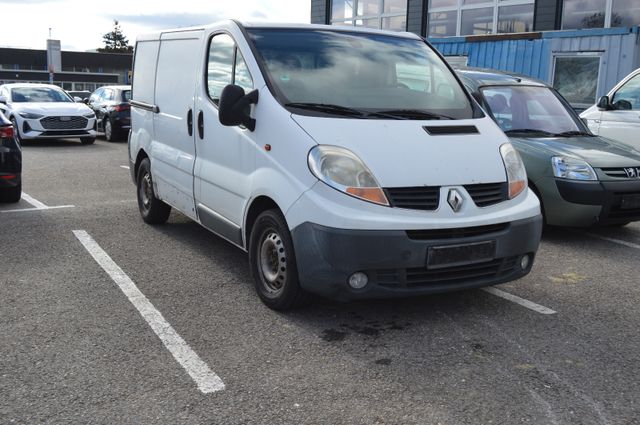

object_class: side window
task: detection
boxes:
[207,34,235,104]
[612,74,640,110]
[89,88,102,103]
[234,50,253,93]
[104,89,114,101]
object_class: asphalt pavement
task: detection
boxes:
[1,138,639,424]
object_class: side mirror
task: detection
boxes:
[218,85,259,131]
[0,95,7,104]
[597,95,612,111]
[83,98,89,104]
[73,96,83,103]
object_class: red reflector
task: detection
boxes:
[0,174,16,180]
[0,126,14,138]
[114,104,131,112]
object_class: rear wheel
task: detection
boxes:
[136,158,171,224]
[104,119,118,142]
[0,183,21,203]
[249,209,309,310]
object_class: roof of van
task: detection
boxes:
[455,67,548,91]
[135,20,423,42]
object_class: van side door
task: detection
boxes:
[193,32,256,247]
[150,29,204,220]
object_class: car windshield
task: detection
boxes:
[481,85,582,136]
[246,29,475,119]
[122,90,131,102]
[11,87,73,103]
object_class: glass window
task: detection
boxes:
[553,56,600,107]
[611,0,640,27]
[498,4,534,33]
[247,29,474,119]
[358,0,380,16]
[481,86,581,134]
[612,74,640,110]
[85,83,95,92]
[428,11,458,37]
[355,18,380,28]
[562,0,606,29]
[207,34,235,104]
[122,90,132,102]
[332,0,354,19]
[384,0,406,13]
[463,0,491,4]
[75,83,84,91]
[461,7,494,35]
[382,15,406,31]
[234,50,253,93]
[429,0,457,7]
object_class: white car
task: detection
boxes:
[129,21,542,310]
[581,68,640,151]
[0,83,96,144]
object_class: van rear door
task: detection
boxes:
[151,29,204,219]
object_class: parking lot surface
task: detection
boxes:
[1,138,639,424]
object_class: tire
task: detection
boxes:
[248,209,310,310]
[104,118,118,142]
[0,183,21,203]
[80,137,95,145]
[10,117,22,144]
[136,158,171,224]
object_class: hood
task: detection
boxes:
[509,135,640,168]
[292,115,508,187]
[11,102,93,116]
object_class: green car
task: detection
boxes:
[458,68,640,227]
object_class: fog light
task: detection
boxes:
[520,255,531,271]
[348,272,368,289]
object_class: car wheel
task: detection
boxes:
[0,183,21,203]
[104,119,117,142]
[249,209,309,310]
[10,117,22,144]
[136,158,171,224]
[80,137,95,144]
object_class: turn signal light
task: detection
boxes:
[346,187,389,206]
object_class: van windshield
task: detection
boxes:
[246,29,476,120]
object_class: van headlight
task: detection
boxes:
[551,156,597,181]
[308,145,389,206]
[19,112,44,119]
[500,143,527,199]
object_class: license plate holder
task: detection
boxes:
[427,241,496,270]
[620,194,640,210]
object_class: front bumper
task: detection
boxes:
[555,179,640,225]
[291,215,542,301]
[19,116,96,140]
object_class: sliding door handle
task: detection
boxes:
[187,109,193,136]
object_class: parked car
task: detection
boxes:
[0,110,21,203]
[66,90,92,102]
[458,68,640,227]
[129,21,542,310]
[581,68,640,150]
[0,83,96,145]
[86,85,131,142]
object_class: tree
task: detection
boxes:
[98,20,133,53]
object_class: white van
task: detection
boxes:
[129,21,542,310]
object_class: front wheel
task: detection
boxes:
[248,210,309,310]
[10,118,22,144]
[136,158,171,224]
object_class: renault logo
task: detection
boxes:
[447,189,464,212]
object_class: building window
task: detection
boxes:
[552,54,601,108]
[331,0,407,31]
[562,0,640,29]
[428,0,534,37]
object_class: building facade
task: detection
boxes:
[311,0,640,107]
[0,48,132,92]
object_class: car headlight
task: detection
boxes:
[500,143,527,199]
[308,145,389,206]
[18,112,44,119]
[551,156,597,181]
[83,112,96,118]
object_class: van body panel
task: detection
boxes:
[291,115,508,187]
[150,30,203,220]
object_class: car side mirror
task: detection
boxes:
[218,85,259,131]
[597,95,612,111]
[73,96,83,102]
[0,95,7,104]
[83,98,89,104]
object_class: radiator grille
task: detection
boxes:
[40,116,88,130]
[464,182,508,207]
[385,186,440,211]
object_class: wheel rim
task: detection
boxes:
[105,121,112,139]
[258,231,287,294]
[140,172,153,209]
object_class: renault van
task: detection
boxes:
[128,21,542,310]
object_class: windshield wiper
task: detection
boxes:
[504,129,558,137]
[553,130,593,137]
[373,109,454,120]
[284,103,365,117]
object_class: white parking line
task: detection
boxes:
[120,165,130,170]
[482,287,557,315]
[583,232,640,250]
[0,192,74,214]
[73,230,225,394]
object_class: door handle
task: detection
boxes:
[197,110,204,139]
[187,109,193,136]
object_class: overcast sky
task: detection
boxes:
[0,0,311,51]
